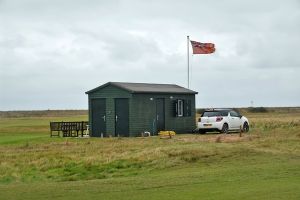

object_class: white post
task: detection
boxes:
[187,36,190,89]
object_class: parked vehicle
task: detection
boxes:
[197,109,249,134]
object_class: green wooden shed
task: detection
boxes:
[85,82,198,137]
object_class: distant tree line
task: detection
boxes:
[247,107,268,113]
[196,107,268,114]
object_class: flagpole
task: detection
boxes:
[187,35,190,89]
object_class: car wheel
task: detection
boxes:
[221,123,229,134]
[242,122,249,132]
[199,129,206,134]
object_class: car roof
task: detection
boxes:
[204,108,232,112]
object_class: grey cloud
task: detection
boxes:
[105,35,162,64]
[0,0,300,110]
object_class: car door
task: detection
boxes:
[229,111,241,129]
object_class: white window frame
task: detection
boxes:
[177,100,183,117]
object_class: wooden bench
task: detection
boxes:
[50,121,88,137]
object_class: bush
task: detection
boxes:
[196,109,205,114]
[248,107,268,113]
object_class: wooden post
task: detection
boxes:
[81,121,84,137]
[239,125,242,137]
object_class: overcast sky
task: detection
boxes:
[0,0,299,110]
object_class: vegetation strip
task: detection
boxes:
[0,109,299,199]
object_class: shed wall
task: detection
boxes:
[129,94,196,136]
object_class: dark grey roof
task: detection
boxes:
[86,82,198,94]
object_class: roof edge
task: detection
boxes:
[85,82,198,95]
[131,91,198,94]
[85,82,134,94]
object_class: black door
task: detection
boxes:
[115,98,129,137]
[156,98,165,133]
[91,98,106,137]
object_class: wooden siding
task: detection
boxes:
[129,94,196,136]
[129,94,156,136]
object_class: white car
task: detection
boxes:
[197,109,249,134]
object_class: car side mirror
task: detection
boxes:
[239,115,242,118]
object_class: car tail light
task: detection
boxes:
[216,117,223,122]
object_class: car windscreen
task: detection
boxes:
[201,111,228,117]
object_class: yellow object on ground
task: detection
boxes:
[158,131,176,138]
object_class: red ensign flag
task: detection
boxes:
[190,40,215,54]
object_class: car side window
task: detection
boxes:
[230,111,239,117]
[221,111,229,116]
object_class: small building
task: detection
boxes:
[85,82,198,137]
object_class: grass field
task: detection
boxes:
[0,109,299,200]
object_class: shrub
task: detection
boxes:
[248,107,268,113]
[196,108,205,114]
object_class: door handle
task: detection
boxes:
[115,115,118,122]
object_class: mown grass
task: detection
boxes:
[0,109,299,199]
[0,115,87,145]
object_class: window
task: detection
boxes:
[202,111,220,117]
[230,111,239,117]
[177,100,183,117]
[202,111,228,117]
[174,99,192,117]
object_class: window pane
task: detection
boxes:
[177,100,183,117]
[202,111,217,117]
[230,111,239,117]
[221,111,229,116]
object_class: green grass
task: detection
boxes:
[0,110,299,199]
[0,115,87,145]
